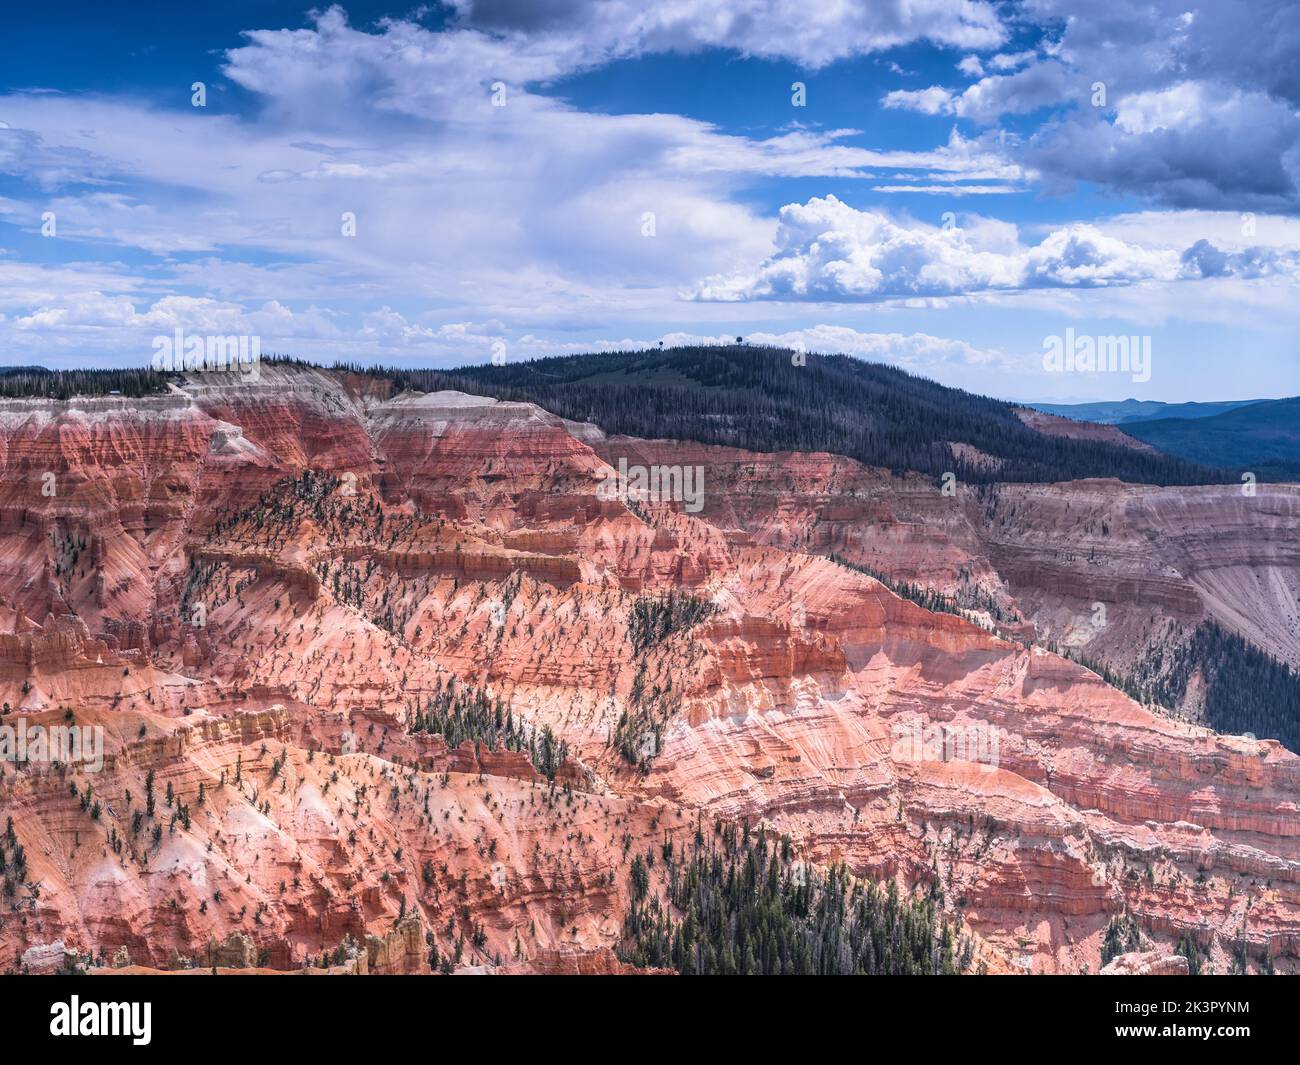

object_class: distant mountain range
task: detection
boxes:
[1121,397,1300,481]
[1029,398,1268,424]
[1032,396,1300,481]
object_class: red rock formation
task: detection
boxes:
[0,368,1296,977]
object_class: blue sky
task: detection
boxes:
[1,0,1298,401]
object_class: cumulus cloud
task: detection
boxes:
[690,195,1191,301]
[987,50,1036,72]
[882,0,1300,211]
[0,284,505,365]
[883,85,958,116]
[1030,85,1300,212]
[883,60,1071,122]
[1178,238,1300,280]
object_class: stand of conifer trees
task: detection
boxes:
[620,820,975,975]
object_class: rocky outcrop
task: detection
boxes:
[21,939,78,975]
[208,932,258,969]
[1100,950,1190,976]
[365,915,425,974]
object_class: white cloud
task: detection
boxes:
[1113,82,1209,135]
[883,61,1070,123]
[1030,86,1300,212]
[689,195,1198,301]
[660,325,1010,369]
[667,126,1024,185]
[870,183,1023,195]
[987,50,1036,72]
[1095,209,1300,251]
[444,0,1007,70]
[883,85,958,115]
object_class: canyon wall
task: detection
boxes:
[0,366,1296,974]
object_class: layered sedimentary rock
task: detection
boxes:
[0,367,1296,975]
[593,436,1300,670]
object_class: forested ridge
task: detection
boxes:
[4,350,1239,485]
[1158,622,1300,754]
[347,346,1233,486]
[0,366,169,399]
[0,355,322,400]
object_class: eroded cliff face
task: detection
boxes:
[0,367,1296,975]
[6,705,670,971]
[593,437,1300,672]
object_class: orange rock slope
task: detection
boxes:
[0,365,1297,975]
